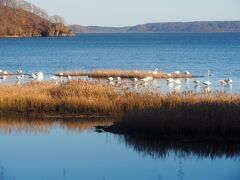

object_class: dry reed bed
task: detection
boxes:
[108,93,240,138]
[0,81,240,138]
[56,69,194,79]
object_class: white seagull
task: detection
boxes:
[67,75,72,80]
[30,73,38,79]
[194,80,201,84]
[50,76,58,80]
[116,77,121,81]
[166,78,174,83]
[36,72,44,77]
[17,70,23,74]
[225,79,233,84]
[3,71,8,75]
[141,77,149,82]
[108,77,114,81]
[132,77,138,82]
[184,71,191,75]
[203,70,212,86]
[203,81,211,86]
[174,79,181,85]
[152,68,158,75]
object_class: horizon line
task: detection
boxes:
[70,20,240,28]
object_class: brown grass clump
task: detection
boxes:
[109,93,240,138]
[0,80,240,138]
[56,69,194,79]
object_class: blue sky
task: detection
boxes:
[28,0,240,26]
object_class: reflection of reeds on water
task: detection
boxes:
[119,135,240,159]
[0,117,112,134]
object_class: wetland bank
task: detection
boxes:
[0,80,240,141]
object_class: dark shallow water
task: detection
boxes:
[0,33,240,93]
[0,118,239,180]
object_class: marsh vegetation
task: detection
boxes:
[55,69,194,79]
[0,80,240,139]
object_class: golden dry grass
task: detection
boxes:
[56,69,193,79]
[0,80,239,115]
[0,80,240,137]
[110,93,240,138]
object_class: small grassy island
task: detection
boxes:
[55,69,194,79]
[0,80,240,141]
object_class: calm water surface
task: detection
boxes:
[0,118,239,180]
[0,34,240,179]
[0,33,240,93]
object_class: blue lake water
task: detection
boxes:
[0,34,240,179]
[0,33,240,93]
[0,118,239,180]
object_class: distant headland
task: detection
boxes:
[1,0,240,36]
[70,21,240,33]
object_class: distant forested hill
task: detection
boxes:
[0,6,74,37]
[70,21,240,33]
[0,0,66,24]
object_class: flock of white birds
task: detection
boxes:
[0,69,233,89]
[106,70,233,88]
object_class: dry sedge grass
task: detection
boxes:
[0,80,240,137]
[56,69,193,79]
[111,93,240,137]
[0,80,162,115]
